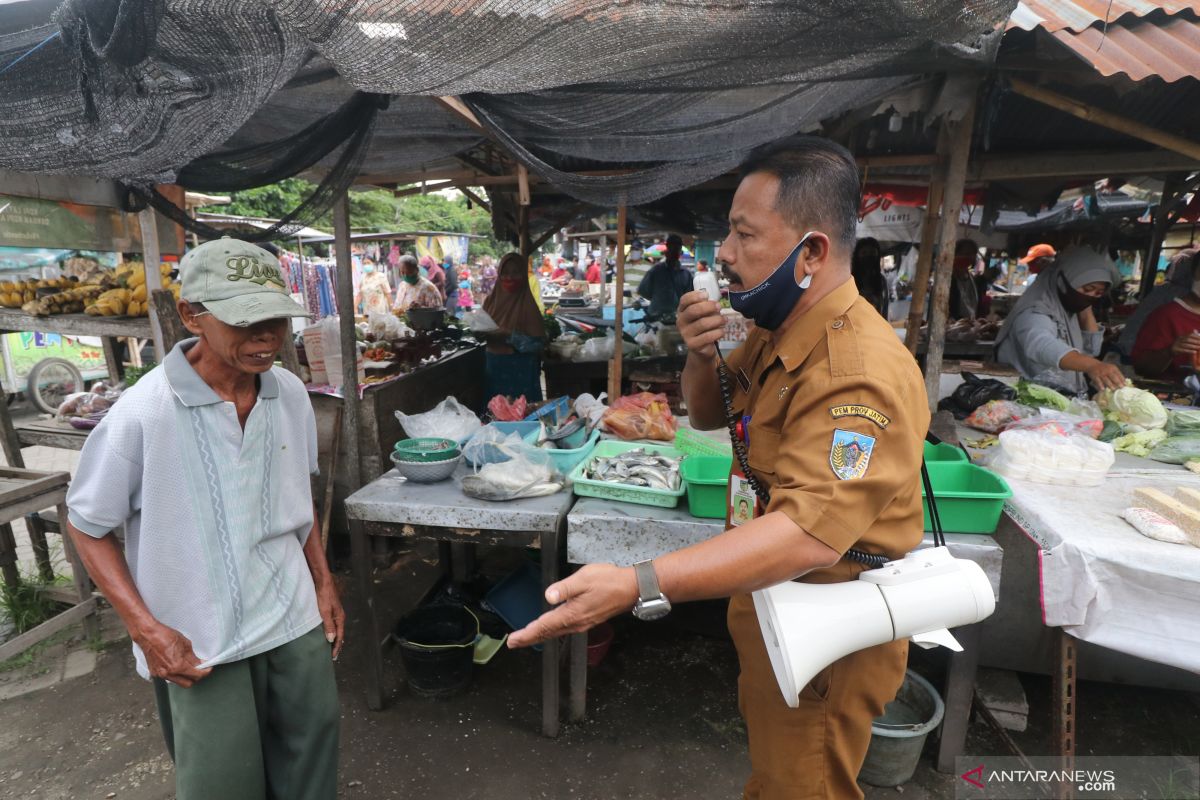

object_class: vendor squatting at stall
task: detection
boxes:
[994,246,1125,395]
[1132,249,1200,379]
[482,253,547,402]
[510,139,929,800]
[1118,248,1198,361]
[64,239,343,800]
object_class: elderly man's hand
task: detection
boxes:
[315,576,345,661]
[507,564,639,649]
[136,623,212,688]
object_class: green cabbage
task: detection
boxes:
[1111,428,1168,458]
[1015,380,1071,411]
[1097,386,1167,432]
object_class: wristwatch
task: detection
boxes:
[631,560,672,621]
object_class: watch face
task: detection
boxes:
[634,597,672,621]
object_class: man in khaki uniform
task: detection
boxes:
[509,138,928,799]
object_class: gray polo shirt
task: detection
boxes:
[67,339,322,679]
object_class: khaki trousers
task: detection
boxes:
[728,591,908,800]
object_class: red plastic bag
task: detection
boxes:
[602,392,678,441]
[488,395,528,422]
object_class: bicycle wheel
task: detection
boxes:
[26,357,85,415]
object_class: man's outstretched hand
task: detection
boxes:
[507,564,640,648]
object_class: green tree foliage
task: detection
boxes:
[211,178,504,259]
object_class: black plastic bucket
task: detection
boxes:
[393,605,479,699]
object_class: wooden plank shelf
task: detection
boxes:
[0,309,152,338]
[15,420,89,451]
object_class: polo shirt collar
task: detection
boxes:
[165,338,280,407]
[769,277,860,373]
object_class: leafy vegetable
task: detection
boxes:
[1015,380,1070,412]
[1111,428,1167,458]
[1166,408,1200,437]
[1147,435,1200,464]
[541,312,562,341]
[122,362,156,387]
[1096,385,1167,432]
[1098,420,1124,443]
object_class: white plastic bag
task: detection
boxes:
[576,335,615,361]
[461,443,562,501]
[395,397,481,442]
[462,425,527,467]
[367,312,407,341]
[574,392,608,429]
[462,308,499,333]
[992,428,1114,486]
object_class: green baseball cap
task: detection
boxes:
[180,238,309,326]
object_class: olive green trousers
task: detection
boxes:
[153,625,339,800]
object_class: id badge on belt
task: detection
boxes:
[728,415,762,527]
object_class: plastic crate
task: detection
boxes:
[569,441,686,508]
[921,462,1012,534]
[924,441,969,463]
[680,455,734,518]
[523,395,571,425]
[524,427,601,474]
[675,427,734,458]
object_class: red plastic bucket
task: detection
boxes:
[587,622,614,667]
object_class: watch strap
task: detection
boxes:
[633,560,661,602]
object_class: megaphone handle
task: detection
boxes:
[716,353,888,569]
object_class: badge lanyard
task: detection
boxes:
[727,413,761,527]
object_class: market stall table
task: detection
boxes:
[343,465,576,736]
[565,497,1002,771]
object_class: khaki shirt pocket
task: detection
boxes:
[747,426,781,479]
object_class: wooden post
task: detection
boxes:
[923,90,978,411]
[150,290,188,353]
[518,205,530,257]
[609,205,628,400]
[138,209,166,362]
[1140,175,1183,298]
[333,194,384,710]
[905,139,949,355]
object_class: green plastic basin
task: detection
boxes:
[680,455,734,519]
[921,462,1011,534]
[924,441,969,463]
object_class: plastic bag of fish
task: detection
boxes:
[584,448,682,491]
[460,438,565,501]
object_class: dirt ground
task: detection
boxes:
[2,545,1198,800]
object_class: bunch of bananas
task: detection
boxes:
[87,280,182,317]
[0,277,75,309]
[22,284,105,316]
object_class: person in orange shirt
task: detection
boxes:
[510,139,930,800]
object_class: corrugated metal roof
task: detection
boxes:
[1008,0,1200,32]
[1006,0,1200,81]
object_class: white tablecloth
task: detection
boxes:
[1003,471,1200,674]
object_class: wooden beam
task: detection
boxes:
[857,154,939,169]
[0,598,97,662]
[517,164,531,207]
[435,96,485,134]
[392,181,454,199]
[0,170,124,208]
[973,148,1200,181]
[518,205,530,257]
[1009,78,1200,163]
[923,87,979,410]
[460,187,491,213]
[529,204,586,253]
[906,125,949,355]
[609,205,628,400]
[1141,174,1185,298]
[137,209,166,362]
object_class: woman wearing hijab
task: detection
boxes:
[851,237,887,317]
[1116,248,1198,359]
[482,253,547,401]
[995,247,1126,395]
[1131,251,1200,379]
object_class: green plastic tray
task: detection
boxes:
[674,428,734,458]
[921,462,1012,534]
[569,441,686,508]
[924,441,969,463]
[680,455,734,519]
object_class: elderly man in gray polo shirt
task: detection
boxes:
[66,238,343,800]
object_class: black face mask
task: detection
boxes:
[1058,275,1099,314]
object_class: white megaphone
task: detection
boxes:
[752,546,995,708]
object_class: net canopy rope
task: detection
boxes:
[0,0,1016,212]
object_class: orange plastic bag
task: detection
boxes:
[602,392,678,441]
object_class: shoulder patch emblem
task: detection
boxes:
[830,428,876,480]
[829,404,890,429]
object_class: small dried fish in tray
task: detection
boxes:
[584,448,682,491]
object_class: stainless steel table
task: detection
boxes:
[344,467,576,736]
